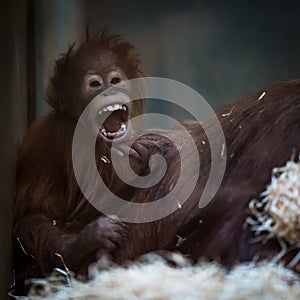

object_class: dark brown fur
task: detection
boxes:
[115,80,300,269]
[13,30,146,294]
[13,30,300,294]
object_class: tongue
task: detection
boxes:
[104,113,121,133]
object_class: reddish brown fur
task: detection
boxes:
[13,30,300,295]
[115,80,300,269]
[13,30,145,294]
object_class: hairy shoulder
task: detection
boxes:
[16,112,76,214]
[19,112,76,160]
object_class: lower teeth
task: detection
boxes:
[100,122,127,138]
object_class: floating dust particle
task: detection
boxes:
[169,183,174,191]
[221,107,234,117]
[221,144,226,159]
[100,156,111,164]
[258,91,266,101]
[202,140,206,145]
[52,220,57,226]
[176,235,187,247]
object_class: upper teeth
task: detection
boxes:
[98,104,127,115]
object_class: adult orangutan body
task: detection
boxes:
[13,31,300,294]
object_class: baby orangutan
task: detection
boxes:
[13,30,146,294]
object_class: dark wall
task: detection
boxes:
[0,1,27,298]
[33,0,300,115]
[85,0,300,109]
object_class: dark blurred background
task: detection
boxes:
[33,0,300,115]
[1,0,300,298]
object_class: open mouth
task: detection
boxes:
[98,104,129,140]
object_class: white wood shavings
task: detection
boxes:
[27,258,300,300]
[258,91,266,101]
[100,156,111,164]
